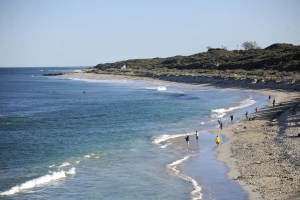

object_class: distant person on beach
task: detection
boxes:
[255,107,258,113]
[273,98,276,106]
[220,123,223,130]
[269,95,271,100]
[195,131,199,142]
[230,115,233,122]
[185,135,189,146]
[218,118,221,124]
[245,111,248,119]
[215,135,220,146]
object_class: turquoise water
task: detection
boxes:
[0,67,267,199]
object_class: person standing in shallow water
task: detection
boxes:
[230,115,233,122]
[215,135,220,146]
[195,131,199,142]
[185,135,189,146]
[220,122,223,130]
[273,98,276,106]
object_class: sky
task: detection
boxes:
[0,0,300,67]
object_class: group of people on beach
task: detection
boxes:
[185,94,276,147]
[185,131,199,146]
[185,131,221,147]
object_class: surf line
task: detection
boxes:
[0,168,75,196]
[152,133,202,199]
[168,155,202,200]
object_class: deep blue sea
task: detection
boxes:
[0,67,268,200]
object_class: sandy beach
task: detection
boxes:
[213,88,300,200]
[63,72,300,199]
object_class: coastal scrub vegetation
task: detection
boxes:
[241,41,261,50]
[88,43,300,85]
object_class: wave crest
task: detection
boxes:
[0,168,75,196]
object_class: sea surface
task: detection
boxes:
[0,67,268,200]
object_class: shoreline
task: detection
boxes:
[214,91,300,200]
[62,72,300,199]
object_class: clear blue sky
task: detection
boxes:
[1,0,299,67]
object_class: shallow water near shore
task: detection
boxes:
[0,67,268,199]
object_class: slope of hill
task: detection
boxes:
[87,43,300,88]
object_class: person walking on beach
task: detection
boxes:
[245,111,248,119]
[255,107,258,113]
[185,135,189,146]
[220,122,223,130]
[269,95,271,100]
[215,135,220,146]
[218,118,221,125]
[195,131,199,142]
[273,98,276,106]
[230,115,233,123]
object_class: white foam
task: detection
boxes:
[211,96,256,118]
[58,162,70,167]
[48,165,55,168]
[0,168,75,196]
[168,155,190,168]
[76,161,80,164]
[168,155,202,199]
[141,86,157,90]
[141,86,167,91]
[157,86,166,91]
[66,167,76,175]
[84,155,90,158]
[152,133,190,144]
[160,143,171,148]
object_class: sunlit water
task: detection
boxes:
[0,67,268,199]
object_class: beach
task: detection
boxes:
[213,88,300,200]
[64,72,300,199]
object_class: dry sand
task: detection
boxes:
[64,72,300,200]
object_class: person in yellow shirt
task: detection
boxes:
[215,135,220,146]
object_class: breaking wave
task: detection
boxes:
[211,96,256,118]
[0,168,76,196]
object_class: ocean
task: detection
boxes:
[0,67,268,200]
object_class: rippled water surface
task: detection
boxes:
[0,67,267,199]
